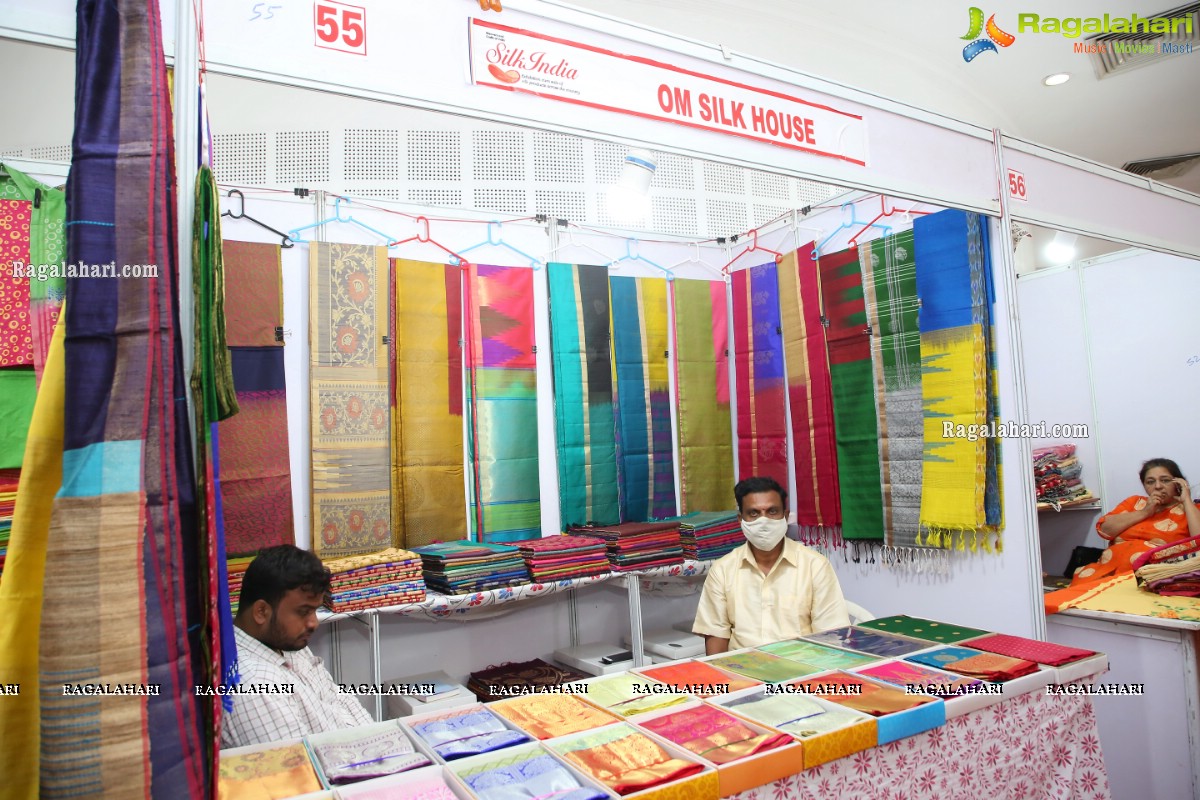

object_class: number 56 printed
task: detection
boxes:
[314,1,367,55]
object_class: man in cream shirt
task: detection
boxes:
[693,476,850,654]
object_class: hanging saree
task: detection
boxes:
[860,231,925,552]
[731,262,788,491]
[38,0,209,795]
[777,244,841,535]
[548,263,619,527]
[392,259,467,548]
[464,264,540,543]
[914,209,1001,548]
[672,278,733,513]
[311,243,392,557]
[221,240,283,347]
[610,275,676,521]
[818,245,885,540]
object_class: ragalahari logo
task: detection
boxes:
[962,8,1016,62]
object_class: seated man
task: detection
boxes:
[222,544,372,748]
[693,476,850,655]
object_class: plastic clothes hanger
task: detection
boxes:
[720,229,784,274]
[455,220,543,269]
[609,237,674,281]
[389,216,470,267]
[847,196,929,247]
[287,196,398,244]
[222,189,294,248]
[666,242,722,278]
[544,227,617,267]
[812,201,891,258]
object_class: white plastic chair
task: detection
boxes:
[845,600,875,625]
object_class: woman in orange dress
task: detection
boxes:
[1069,458,1200,585]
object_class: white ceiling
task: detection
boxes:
[564,0,1200,191]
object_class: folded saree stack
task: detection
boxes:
[323,547,425,612]
[639,660,760,697]
[675,511,742,561]
[1134,535,1200,596]
[719,689,868,739]
[467,658,587,703]
[792,673,935,716]
[582,673,690,717]
[453,746,608,800]
[218,742,323,797]
[225,556,253,612]
[411,541,529,595]
[906,646,1040,681]
[1032,444,1095,508]
[637,705,792,764]
[491,693,620,739]
[508,534,611,582]
[308,721,430,784]
[0,469,15,583]
[965,633,1096,666]
[407,706,532,760]
[571,521,684,571]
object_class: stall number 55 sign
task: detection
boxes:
[314,1,367,55]
[1007,168,1028,202]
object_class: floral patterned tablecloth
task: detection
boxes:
[729,687,1110,800]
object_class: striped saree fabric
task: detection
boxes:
[777,244,841,535]
[393,259,467,548]
[548,263,619,528]
[818,246,885,540]
[914,209,1001,548]
[731,262,788,492]
[672,278,733,513]
[311,243,392,557]
[610,275,676,521]
[465,264,540,543]
[860,231,925,551]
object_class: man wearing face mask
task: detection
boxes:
[222,545,373,747]
[692,476,850,655]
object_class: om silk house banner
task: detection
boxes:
[465,264,540,543]
[393,259,467,548]
[610,275,676,522]
[672,278,733,513]
[731,261,789,493]
[311,243,392,558]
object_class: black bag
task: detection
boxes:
[1064,545,1105,579]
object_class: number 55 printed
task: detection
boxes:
[314,1,367,55]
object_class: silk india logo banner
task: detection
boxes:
[962,8,1016,61]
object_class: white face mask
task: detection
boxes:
[741,516,788,551]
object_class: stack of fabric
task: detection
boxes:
[1134,536,1200,596]
[0,469,17,583]
[1033,444,1095,507]
[675,511,741,561]
[509,534,610,582]
[324,548,426,613]
[572,521,684,572]
[466,659,586,703]
[225,556,253,612]
[412,541,530,595]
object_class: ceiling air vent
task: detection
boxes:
[1087,2,1198,78]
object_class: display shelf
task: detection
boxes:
[1036,497,1101,512]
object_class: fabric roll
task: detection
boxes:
[465,264,540,543]
[915,209,1000,547]
[0,309,64,797]
[860,231,924,549]
[218,347,294,555]
[610,275,676,521]
[731,262,788,491]
[672,278,733,513]
[222,240,284,347]
[393,259,468,548]
[548,263,619,527]
[777,244,841,533]
[311,243,392,557]
[818,245,885,540]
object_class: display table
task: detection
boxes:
[730,687,1109,799]
[1047,606,1200,800]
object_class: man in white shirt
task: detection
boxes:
[221,545,372,748]
[693,476,850,655]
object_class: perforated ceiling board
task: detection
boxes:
[1,148,27,159]
[706,198,751,238]
[474,189,529,215]
[408,130,462,181]
[533,132,584,184]
[345,187,405,201]
[753,203,791,228]
[473,130,526,182]
[751,171,790,202]
[592,140,625,186]
[408,188,465,208]
[702,161,747,197]
[534,189,586,223]
[276,131,330,183]
[653,153,696,191]
[652,197,700,238]
[213,132,268,184]
[345,129,402,181]
[28,144,71,162]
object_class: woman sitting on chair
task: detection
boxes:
[1070,458,1200,585]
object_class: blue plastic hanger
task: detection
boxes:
[454,220,544,270]
[812,201,892,258]
[287,196,399,244]
[609,237,675,281]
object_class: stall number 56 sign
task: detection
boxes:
[1007,168,1028,202]
[315,1,367,55]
